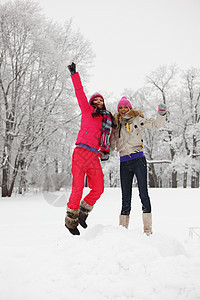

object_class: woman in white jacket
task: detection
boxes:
[111,97,167,235]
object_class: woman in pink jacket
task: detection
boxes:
[65,62,113,235]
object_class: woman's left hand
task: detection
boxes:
[99,151,109,161]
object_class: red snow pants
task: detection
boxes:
[67,147,104,210]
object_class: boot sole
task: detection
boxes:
[79,221,87,229]
[65,225,80,235]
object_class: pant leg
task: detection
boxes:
[83,152,104,206]
[134,157,151,213]
[67,148,86,210]
[120,161,134,215]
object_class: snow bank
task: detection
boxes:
[0,188,200,300]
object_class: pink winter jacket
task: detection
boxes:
[71,73,103,150]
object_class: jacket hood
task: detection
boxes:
[114,109,144,128]
[125,109,144,118]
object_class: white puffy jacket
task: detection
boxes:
[110,109,166,157]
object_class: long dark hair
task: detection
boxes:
[90,101,116,128]
[90,100,106,116]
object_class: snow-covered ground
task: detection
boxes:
[0,188,200,300]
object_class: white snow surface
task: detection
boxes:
[1,188,200,300]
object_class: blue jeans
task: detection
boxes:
[120,157,151,215]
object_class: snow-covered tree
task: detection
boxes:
[145,65,179,187]
[0,0,93,196]
[119,65,200,188]
[179,68,200,187]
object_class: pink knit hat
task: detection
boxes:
[89,93,104,104]
[117,97,133,111]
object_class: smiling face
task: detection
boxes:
[118,105,130,117]
[92,97,104,109]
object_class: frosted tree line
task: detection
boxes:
[105,65,200,189]
[0,1,199,197]
[0,0,93,196]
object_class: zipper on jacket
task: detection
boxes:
[119,123,122,138]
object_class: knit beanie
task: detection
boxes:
[89,93,104,105]
[117,97,133,111]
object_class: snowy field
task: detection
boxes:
[0,188,200,300]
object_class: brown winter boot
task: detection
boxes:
[119,214,130,229]
[79,200,93,228]
[142,213,152,236]
[65,208,80,235]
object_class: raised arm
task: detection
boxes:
[68,62,90,113]
[139,104,167,129]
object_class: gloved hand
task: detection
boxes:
[68,62,76,75]
[99,151,109,161]
[158,104,167,115]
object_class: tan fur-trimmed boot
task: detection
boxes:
[119,214,130,229]
[78,200,93,228]
[142,213,152,236]
[65,207,80,235]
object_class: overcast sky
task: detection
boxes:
[6,0,200,100]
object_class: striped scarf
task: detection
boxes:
[99,110,112,152]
